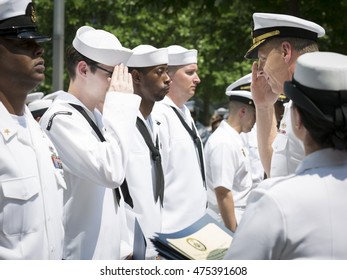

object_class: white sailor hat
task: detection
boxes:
[216,107,228,116]
[72,26,133,67]
[27,91,61,118]
[28,99,52,118]
[167,45,198,66]
[25,91,44,104]
[126,45,168,67]
[0,0,50,42]
[284,52,347,126]
[245,13,325,59]
[226,73,254,108]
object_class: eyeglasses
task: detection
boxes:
[94,64,113,77]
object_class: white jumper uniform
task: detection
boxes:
[153,96,207,233]
[124,113,163,259]
[40,90,141,259]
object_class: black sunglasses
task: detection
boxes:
[94,64,113,77]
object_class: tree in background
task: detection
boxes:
[34,0,347,124]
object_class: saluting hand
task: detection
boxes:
[108,64,134,94]
[251,61,279,108]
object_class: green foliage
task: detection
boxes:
[33,0,347,124]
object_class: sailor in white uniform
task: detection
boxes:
[40,26,140,259]
[124,45,170,259]
[0,0,65,259]
[245,13,325,177]
[153,45,207,233]
[204,74,256,232]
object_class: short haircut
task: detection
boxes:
[267,37,319,55]
[66,45,98,80]
[167,65,181,76]
[228,100,254,115]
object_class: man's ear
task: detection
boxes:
[77,61,88,77]
[239,106,246,117]
[131,69,141,84]
[281,41,292,63]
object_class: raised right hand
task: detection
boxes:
[251,61,279,108]
[108,64,133,94]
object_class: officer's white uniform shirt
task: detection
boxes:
[204,120,253,224]
[40,90,141,260]
[271,101,304,177]
[124,112,162,259]
[225,148,347,260]
[241,125,264,188]
[153,96,207,233]
[0,102,65,259]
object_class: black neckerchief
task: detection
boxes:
[170,106,206,189]
[69,103,134,208]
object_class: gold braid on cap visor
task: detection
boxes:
[232,83,251,91]
[253,30,281,44]
[248,30,281,52]
[240,85,251,90]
